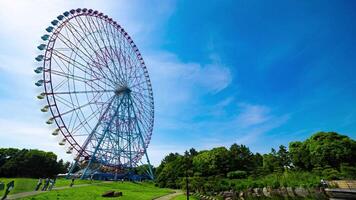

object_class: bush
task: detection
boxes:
[322,168,341,180]
[340,164,356,179]
[227,170,248,179]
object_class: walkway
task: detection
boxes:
[6,184,92,200]
[154,190,183,200]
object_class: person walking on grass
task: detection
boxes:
[48,178,56,191]
[35,178,42,191]
[70,178,75,187]
[41,178,50,191]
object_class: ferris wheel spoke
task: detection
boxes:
[129,75,146,89]
[83,16,122,86]
[50,68,109,88]
[55,94,78,109]
[52,49,116,89]
[57,26,118,87]
[99,23,126,86]
[76,95,116,153]
[111,30,129,84]
[51,89,114,95]
[74,16,116,79]
[108,25,128,84]
[56,31,102,67]
[61,20,108,65]
[70,92,115,134]
[130,95,152,131]
[55,34,117,88]
[130,95,152,115]
[130,90,152,100]
[109,41,127,86]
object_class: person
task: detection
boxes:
[35,178,42,191]
[1,180,14,200]
[321,179,328,188]
[42,178,50,191]
[70,178,75,187]
[48,178,56,191]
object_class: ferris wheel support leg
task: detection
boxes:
[66,159,78,179]
[128,96,154,180]
[144,150,154,180]
[81,157,94,180]
[81,96,124,180]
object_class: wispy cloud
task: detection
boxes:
[235,103,272,128]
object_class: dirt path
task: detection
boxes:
[154,190,183,200]
[6,184,92,200]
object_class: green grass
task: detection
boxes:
[0,178,99,196]
[16,181,172,200]
[171,194,198,200]
[0,178,39,195]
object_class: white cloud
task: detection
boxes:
[146,51,232,113]
[235,103,271,128]
[0,118,73,161]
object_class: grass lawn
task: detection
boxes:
[14,181,172,200]
[0,177,98,196]
[171,194,198,200]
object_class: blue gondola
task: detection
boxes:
[35,55,44,62]
[46,26,54,33]
[51,20,59,26]
[57,15,64,20]
[35,80,44,86]
[37,44,46,51]
[41,34,49,41]
[34,67,43,73]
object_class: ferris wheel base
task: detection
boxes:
[66,156,155,181]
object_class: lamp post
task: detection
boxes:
[186,169,189,200]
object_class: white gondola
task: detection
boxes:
[59,138,66,145]
[52,128,60,136]
[41,105,49,112]
[46,118,54,124]
[37,93,45,99]
[66,147,73,154]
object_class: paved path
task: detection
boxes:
[154,190,183,200]
[6,184,92,200]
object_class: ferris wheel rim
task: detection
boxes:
[37,8,154,167]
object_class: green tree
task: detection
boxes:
[193,147,230,176]
[289,132,356,170]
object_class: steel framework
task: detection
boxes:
[34,8,154,179]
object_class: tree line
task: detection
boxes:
[0,148,69,178]
[155,132,356,189]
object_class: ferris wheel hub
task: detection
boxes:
[115,86,131,96]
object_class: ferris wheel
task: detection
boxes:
[34,8,154,179]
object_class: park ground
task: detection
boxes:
[0,178,181,200]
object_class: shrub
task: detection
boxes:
[340,164,356,179]
[227,170,248,179]
[322,168,341,180]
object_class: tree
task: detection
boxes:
[277,145,291,168]
[289,132,356,170]
[229,144,255,172]
[193,147,230,176]
[0,148,68,178]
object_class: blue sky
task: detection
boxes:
[0,0,355,166]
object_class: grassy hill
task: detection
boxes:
[0,178,173,200]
